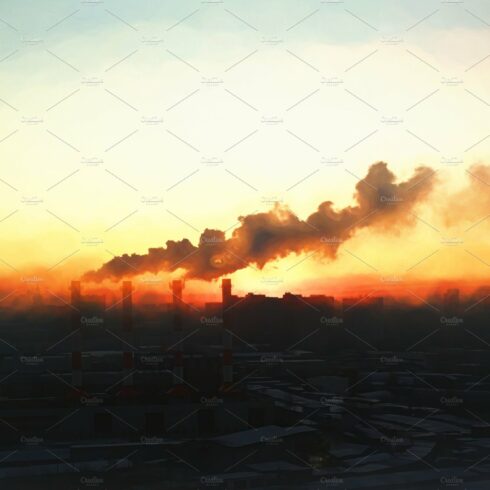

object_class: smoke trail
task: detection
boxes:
[83,162,436,282]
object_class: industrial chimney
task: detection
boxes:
[221,278,233,391]
[120,281,136,396]
[70,281,83,394]
[167,279,189,397]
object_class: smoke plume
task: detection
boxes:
[83,162,436,282]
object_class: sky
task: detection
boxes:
[0,0,489,303]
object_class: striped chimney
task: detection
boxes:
[168,279,187,395]
[70,281,82,390]
[221,278,233,388]
[122,281,134,389]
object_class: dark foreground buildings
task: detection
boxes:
[0,280,489,489]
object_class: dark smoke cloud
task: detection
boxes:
[83,162,436,282]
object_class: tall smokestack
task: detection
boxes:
[221,278,233,391]
[168,279,189,397]
[120,281,135,395]
[70,281,82,392]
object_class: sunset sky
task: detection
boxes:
[0,0,489,303]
